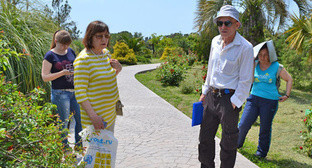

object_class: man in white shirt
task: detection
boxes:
[198,5,254,168]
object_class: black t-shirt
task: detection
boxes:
[44,48,76,89]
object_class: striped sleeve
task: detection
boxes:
[74,55,90,103]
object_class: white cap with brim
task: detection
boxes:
[253,40,278,63]
[213,5,241,26]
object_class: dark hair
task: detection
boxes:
[82,20,110,50]
[50,30,72,49]
[260,43,268,51]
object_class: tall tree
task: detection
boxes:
[51,0,80,39]
[286,13,312,62]
[148,33,162,56]
[195,0,310,45]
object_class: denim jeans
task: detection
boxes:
[51,89,82,147]
[238,94,278,157]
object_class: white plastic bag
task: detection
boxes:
[78,126,118,168]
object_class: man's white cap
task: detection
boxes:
[213,5,241,25]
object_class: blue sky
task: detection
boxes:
[45,0,300,38]
[65,0,197,38]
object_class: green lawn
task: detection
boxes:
[135,64,312,168]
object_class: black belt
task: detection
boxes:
[210,87,235,95]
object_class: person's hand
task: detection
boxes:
[199,94,207,107]
[89,114,105,130]
[110,59,122,75]
[62,69,74,76]
[232,103,236,110]
[278,95,288,102]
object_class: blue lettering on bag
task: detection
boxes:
[89,137,113,146]
[84,155,93,164]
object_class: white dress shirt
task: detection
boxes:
[202,32,254,108]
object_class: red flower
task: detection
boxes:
[300,131,302,133]
[186,59,189,61]
[202,74,206,81]
[7,145,13,151]
[23,49,26,53]
[170,69,174,74]
[304,118,307,122]
[196,89,199,92]
[202,65,206,70]
[0,30,4,33]
[300,146,303,150]
[178,55,182,57]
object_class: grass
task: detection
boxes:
[135,64,312,168]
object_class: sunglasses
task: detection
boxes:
[216,20,233,27]
[94,34,110,39]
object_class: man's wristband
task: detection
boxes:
[285,94,290,98]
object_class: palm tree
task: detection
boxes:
[285,13,312,62]
[121,34,145,54]
[148,33,162,56]
[195,0,310,45]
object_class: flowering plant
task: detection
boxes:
[300,105,312,157]
[156,62,185,86]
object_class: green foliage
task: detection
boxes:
[0,0,59,100]
[156,62,184,86]
[180,80,195,94]
[274,35,312,90]
[112,41,137,65]
[0,30,23,72]
[71,39,84,54]
[0,74,79,167]
[160,47,184,60]
[300,105,312,157]
[136,47,152,63]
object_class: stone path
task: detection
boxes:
[70,63,259,167]
[113,63,259,168]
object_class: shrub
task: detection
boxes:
[300,105,312,157]
[156,62,185,86]
[0,75,82,167]
[137,47,152,63]
[112,41,137,65]
[180,80,194,94]
[160,47,184,60]
[185,52,197,66]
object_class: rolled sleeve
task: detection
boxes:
[231,45,254,108]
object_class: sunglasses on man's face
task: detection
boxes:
[216,20,233,27]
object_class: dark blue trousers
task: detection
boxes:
[238,94,278,157]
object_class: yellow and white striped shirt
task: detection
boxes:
[74,48,119,129]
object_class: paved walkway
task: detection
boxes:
[113,64,259,168]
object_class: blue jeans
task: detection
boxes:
[238,94,278,157]
[51,89,82,147]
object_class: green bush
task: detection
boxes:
[180,80,194,94]
[0,74,81,167]
[112,41,137,65]
[156,62,185,86]
[300,105,312,157]
[160,47,183,60]
[137,47,152,63]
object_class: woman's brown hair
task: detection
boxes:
[50,30,72,49]
[82,20,110,50]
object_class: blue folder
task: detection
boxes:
[192,101,204,126]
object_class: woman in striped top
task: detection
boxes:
[74,21,122,131]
